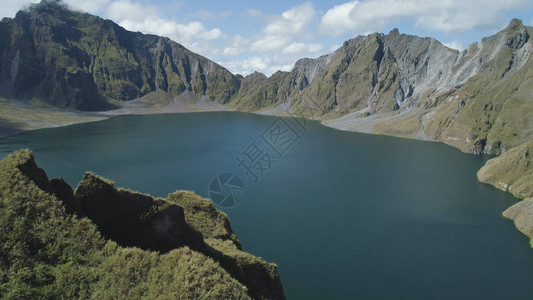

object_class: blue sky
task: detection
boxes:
[3,0,533,76]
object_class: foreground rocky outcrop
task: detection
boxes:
[479,141,533,247]
[0,150,284,299]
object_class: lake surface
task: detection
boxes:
[1,112,532,299]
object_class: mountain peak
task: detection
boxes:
[506,18,524,30]
[32,0,67,11]
[389,28,400,36]
[502,18,529,49]
[16,0,70,19]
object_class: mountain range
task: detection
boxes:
[0,1,532,241]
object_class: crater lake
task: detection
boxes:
[1,112,532,299]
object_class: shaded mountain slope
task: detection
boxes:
[0,0,240,111]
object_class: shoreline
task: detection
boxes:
[0,107,528,200]
[1,106,532,245]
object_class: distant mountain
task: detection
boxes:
[251,21,532,157]
[0,0,240,111]
[1,2,531,156]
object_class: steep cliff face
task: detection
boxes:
[423,19,533,154]
[0,0,240,110]
[230,53,334,111]
[291,20,533,155]
[0,150,285,299]
[478,141,533,199]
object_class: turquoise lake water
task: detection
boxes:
[1,112,532,299]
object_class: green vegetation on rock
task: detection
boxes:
[0,1,240,111]
[0,150,285,299]
[477,141,533,199]
[503,198,533,247]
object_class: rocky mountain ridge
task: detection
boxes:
[274,19,532,156]
[1,2,531,158]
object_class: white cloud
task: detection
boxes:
[119,18,207,44]
[282,42,307,54]
[0,0,39,18]
[221,57,266,75]
[221,56,295,76]
[320,1,359,36]
[282,42,323,54]
[193,9,232,21]
[193,10,218,20]
[443,40,464,51]
[243,57,267,71]
[199,28,224,40]
[220,11,232,18]
[223,35,249,56]
[251,35,292,52]
[106,0,151,22]
[66,0,110,14]
[247,9,262,18]
[263,1,316,36]
[246,3,318,54]
[226,2,323,75]
[168,1,184,11]
[97,0,224,46]
[320,0,530,37]
[329,44,342,52]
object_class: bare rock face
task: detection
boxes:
[503,198,533,246]
[292,19,533,156]
[73,172,204,252]
[50,177,81,215]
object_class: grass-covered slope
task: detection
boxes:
[0,150,284,299]
[478,141,533,199]
[425,21,533,155]
[503,198,533,247]
[478,141,533,247]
